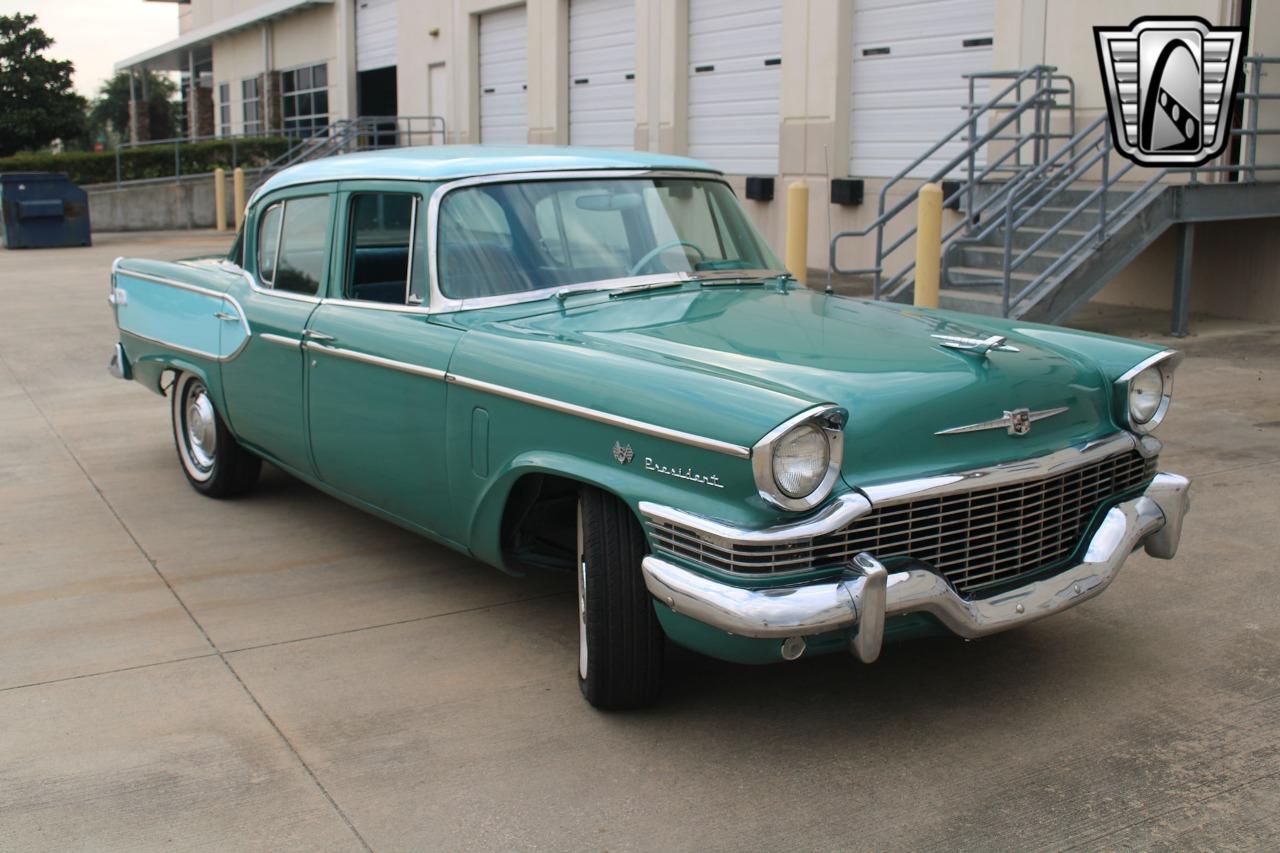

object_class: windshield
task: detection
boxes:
[436,177,782,300]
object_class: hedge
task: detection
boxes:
[0,136,292,186]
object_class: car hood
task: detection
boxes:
[483,286,1132,487]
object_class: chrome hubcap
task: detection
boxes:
[185,387,217,472]
[578,502,588,680]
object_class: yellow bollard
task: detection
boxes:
[213,167,227,232]
[785,181,809,285]
[914,182,943,309]
[233,167,246,231]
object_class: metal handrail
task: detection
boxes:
[830,65,1073,296]
[844,56,1280,319]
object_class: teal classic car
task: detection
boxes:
[108,146,1190,709]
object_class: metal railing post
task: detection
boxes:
[174,140,181,181]
[1248,58,1261,182]
[1098,131,1110,243]
[115,147,122,187]
[1001,197,1014,316]
[966,74,977,223]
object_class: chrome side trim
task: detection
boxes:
[641,472,1189,643]
[119,328,250,363]
[750,404,847,511]
[425,169,737,315]
[305,341,448,380]
[259,333,302,348]
[447,373,752,458]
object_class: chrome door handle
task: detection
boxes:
[213,311,239,321]
[302,330,336,342]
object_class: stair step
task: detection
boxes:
[946,265,1040,285]
[938,287,1006,317]
[954,245,1063,275]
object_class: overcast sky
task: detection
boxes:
[4,0,179,98]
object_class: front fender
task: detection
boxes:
[466,449,772,572]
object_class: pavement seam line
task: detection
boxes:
[0,652,221,694]
[0,355,374,853]
[223,589,573,656]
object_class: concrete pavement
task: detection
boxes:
[1,231,1278,851]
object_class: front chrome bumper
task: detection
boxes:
[642,472,1190,663]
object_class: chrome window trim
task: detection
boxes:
[1117,350,1181,435]
[641,432,1151,549]
[405,194,420,305]
[751,404,848,512]
[257,200,283,288]
[424,169,741,315]
[305,341,448,380]
[446,372,752,458]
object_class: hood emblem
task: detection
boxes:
[932,334,1020,357]
[936,406,1069,437]
[612,441,634,464]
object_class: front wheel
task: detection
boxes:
[171,372,261,497]
[577,487,665,709]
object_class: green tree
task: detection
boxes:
[89,70,178,143]
[0,13,86,156]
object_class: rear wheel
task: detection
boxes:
[171,372,260,497]
[577,487,664,709]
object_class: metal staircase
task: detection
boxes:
[251,115,446,191]
[831,59,1280,331]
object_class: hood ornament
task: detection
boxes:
[932,334,1020,357]
[936,406,1069,437]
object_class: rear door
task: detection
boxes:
[304,182,463,537]
[221,183,335,475]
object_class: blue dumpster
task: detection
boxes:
[0,172,91,249]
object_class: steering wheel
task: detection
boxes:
[628,240,707,276]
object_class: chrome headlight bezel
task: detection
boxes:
[1116,350,1181,434]
[752,405,847,511]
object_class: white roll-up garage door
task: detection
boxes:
[849,0,994,178]
[687,0,782,175]
[569,0,636,149]
[355,0,398,72]
[479,5,528,145]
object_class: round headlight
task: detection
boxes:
[1128,366,1164,424]
[772,424,830,498]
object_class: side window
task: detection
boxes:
[257,202,282,283]
[345,193,418,304]
[275,196,332,295]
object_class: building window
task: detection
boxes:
[218,83,231,137]
[242,77,262,136]
[282,63,329,139]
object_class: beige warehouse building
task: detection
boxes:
[118,0,1280,324]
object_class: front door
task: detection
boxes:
[222,185,336,475]
[304,185,462,535]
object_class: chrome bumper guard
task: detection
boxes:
[641,472,1190,663]
[108,343,131,380]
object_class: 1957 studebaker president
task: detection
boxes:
[108,147,1190,709]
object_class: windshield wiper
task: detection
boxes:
[693,271,786,287]
[608,280,686,298]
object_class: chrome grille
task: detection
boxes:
[649,450,1157,596]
